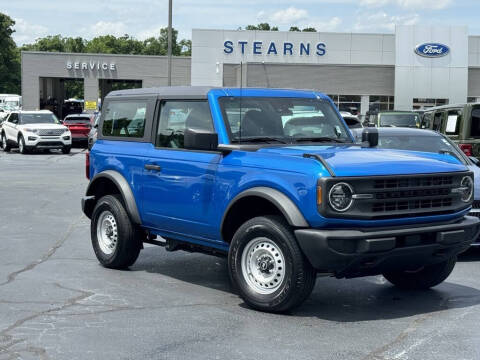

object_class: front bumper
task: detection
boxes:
[295,216,480,278]
[25,134,71,149]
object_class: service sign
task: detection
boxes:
[66,61,117,71]
[414,43,450,58]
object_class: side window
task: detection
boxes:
[8,113,19,124]
[102,101,147,138]
[156,100,214,148]
[432,112,443,131]
[422,112,432,128]
[470,106,480,137]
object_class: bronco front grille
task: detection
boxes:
[319,172,471,220]
[38,129,64,136]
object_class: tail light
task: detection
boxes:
[86,151,90,179]
[459,143,473,157]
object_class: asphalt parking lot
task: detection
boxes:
[1,148,480,360]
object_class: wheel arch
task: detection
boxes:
[83,170,141,225]
[220,187,309,243]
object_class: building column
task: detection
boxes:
[84,77,99,112]
[360,95,369,117]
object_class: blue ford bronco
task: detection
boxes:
[82,87,480,312]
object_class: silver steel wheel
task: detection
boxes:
[97,211,118,255]
[1,135,5,149]
[18,137,23,152]
[241,237,286,295]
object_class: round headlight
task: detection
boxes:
[329,182,354,212]
[460,176,474,203]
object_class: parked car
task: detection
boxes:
[366,110,421,128]
[340,111,362,129]
[87,112,101,150]
[421,102,480,158]
[351,127,480,246]
[82,87,478,313]
[63,114,92,146]
[1,110,72,154]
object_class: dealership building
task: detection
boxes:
[21,25,480,116]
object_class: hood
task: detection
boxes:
[19,123,66,130]
[257,145,468,177]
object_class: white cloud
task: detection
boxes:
[257,6,341,31]
[267,7,309,24]
[12,18,48,45]
[310,17,342,31]
[354,11,419,32]
[359,0,451,9]
[84,21,128,38]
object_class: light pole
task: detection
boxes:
[167,0,172,86]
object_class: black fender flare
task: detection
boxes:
[221,186,309,229]
[84,170,141,224]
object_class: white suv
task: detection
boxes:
[1,110,72,154]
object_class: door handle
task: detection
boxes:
[145,164,162,171]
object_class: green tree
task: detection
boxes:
[302,27,317,32]
[289,26,301,32]
[245,23,278,31]
[0,13,20,93]
[179,39,191,56]
[84,34,144,54]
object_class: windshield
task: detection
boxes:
[64,117,90,124]
[219,97,352,143]
[20,113,60,125]
[376,134,468,164]
[379,113,420,127]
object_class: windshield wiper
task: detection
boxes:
[294,137,348,143]
[232,136,288,144]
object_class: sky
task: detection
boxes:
[3,0,480,45]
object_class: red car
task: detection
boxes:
[63,114,93,145]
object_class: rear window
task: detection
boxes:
[470,106,480,137]
[64,117,90,124]
[102,101,147,138]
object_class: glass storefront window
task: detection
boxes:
[369,95,394,112]
[413,98,448,110]
[328,95,361,115]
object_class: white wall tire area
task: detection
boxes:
[91,195,142,269]
[18,135,28,154]
[383,256,457,290]
[228,216,316,313]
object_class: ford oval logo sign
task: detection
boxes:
[415,43,450,58]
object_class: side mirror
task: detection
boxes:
[469,156,480,166]
[184,128,218,151]
[362,127,378,147]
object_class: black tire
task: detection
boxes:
[1,133,10,152]
[383,256,457,290]
[18,135,28,154]
[228,216,316,313]
[62,146,71,154]
[91,195,142,269]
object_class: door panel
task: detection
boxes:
[142,147,221,239]
[140,99,220,240]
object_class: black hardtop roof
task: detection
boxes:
[107,86,216,98]
[351,127,440,137]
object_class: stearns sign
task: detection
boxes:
[223,40,326,56]
[66,61,117,71]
